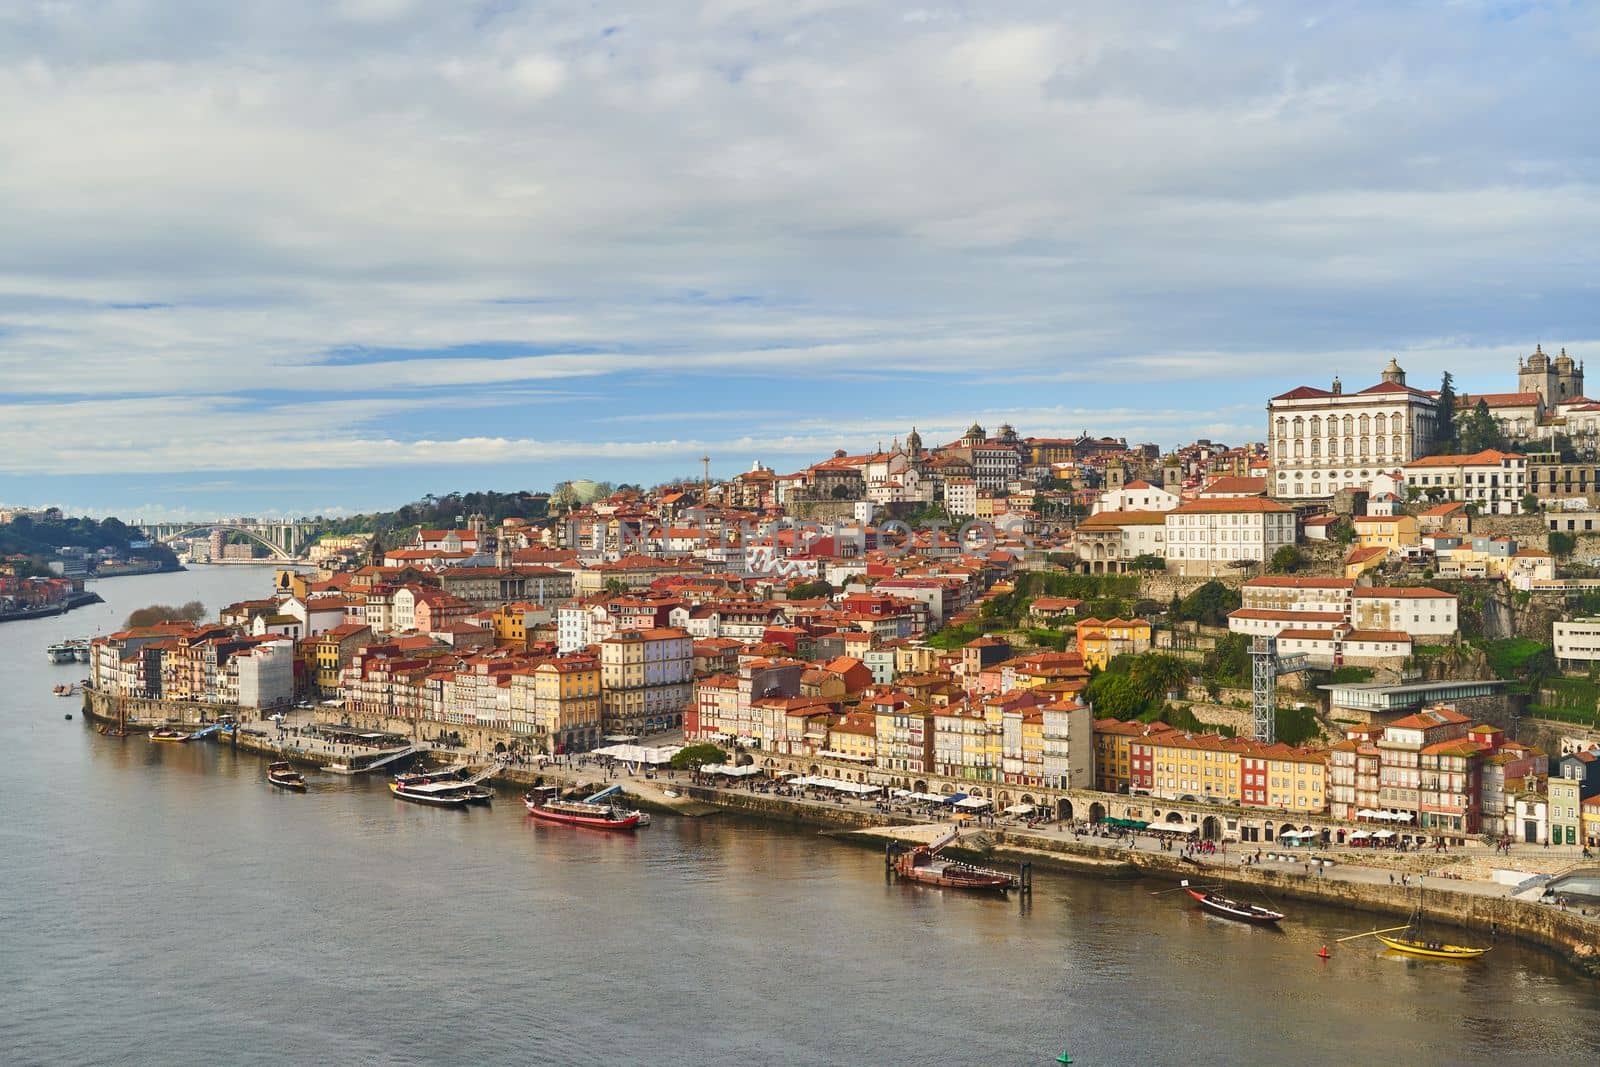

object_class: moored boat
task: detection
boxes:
[891,827,1018,892]
[150,727,190,743]
[1375,933,1488,960]
[522,788,640,831]
[46,643,75,664]
[388,779,473,807]
[1184,884,1284,925]
[395,770,492,804]
[267,761,308,792]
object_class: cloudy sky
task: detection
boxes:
[2,1,1597,520]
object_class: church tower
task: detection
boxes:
[1381,357,1406,386]
[1554,347,1584,401]
[1518,343,1559,404]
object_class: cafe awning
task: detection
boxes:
[1004,804,1035,815]
[954,796,991,810]
[1148,821,1198,834]
[701,763,762,777]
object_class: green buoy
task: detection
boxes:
[1056,1053,1073,1065]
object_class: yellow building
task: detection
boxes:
[1075,618,1152,670]
[1092,718,1171,794]
[1352,514,1419,553]
[826,713,879,764]
[532,656,601,752]
[1131,730,1243,805]
[308,623,372,696]
[1343,545,1388,580]
[492,603,532,648]
[1243,747,1329,813]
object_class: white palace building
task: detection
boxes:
[1269,358,1442,502]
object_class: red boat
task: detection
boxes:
[892,828,1018,893]
[523,789,640,831]
[1183,882,1284,925]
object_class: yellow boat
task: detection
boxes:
[1376,934,1489,960]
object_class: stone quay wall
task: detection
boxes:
[682,786,1600,977]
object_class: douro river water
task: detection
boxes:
[2,566,1598,1065]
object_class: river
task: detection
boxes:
[1,566,1597,1066]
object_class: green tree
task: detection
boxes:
[1201,632,1251,687]
[1269,545,1304,574]
[1176,581,1241,627]
[1084,672,1147,719]
[1128,553,1166,571]
[1457,399,1502,454]
[788,579,834,599]
[1549,531,1576,558]
[1130,654,1193,701]
[1522,493,1540,516]
[603,577,630,595]
[1436,370,1457,452]
[670,743,728,770]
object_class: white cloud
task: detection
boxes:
[0,1,1595,488]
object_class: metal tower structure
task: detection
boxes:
[1250,636,1310,743]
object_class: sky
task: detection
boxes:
[2,1,1598,521]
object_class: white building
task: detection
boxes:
[943,479,978,518]
[234,638,295,709]
[1350,587,1458,638]
[1553,618,1600,667]
[1075,510,1169,574]
[1402,449,1529,515]
[1095,479,1179,515]
[558,601,613,653]
[1228,577,1354,637]
[1041,698,1094,791]
[1163,498,1298,577]
[1268,359,1440,501]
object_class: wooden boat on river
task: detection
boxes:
[1374,933,1488,960]
[266,762,308,792]
[891,828,1018,893]
[150,727,190,743]
[1182,882,1284,925]
[1338,894,1490,961]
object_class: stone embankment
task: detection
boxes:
[670,784,1600,978]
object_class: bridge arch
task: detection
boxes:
[154,524,296,560]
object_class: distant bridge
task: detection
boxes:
[137,519,326,560]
